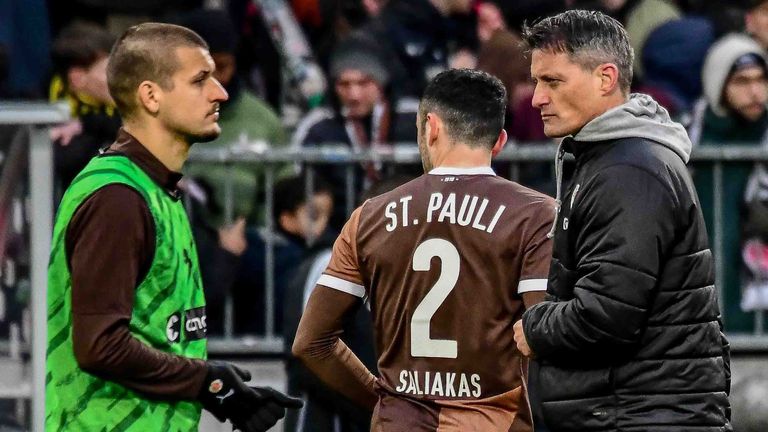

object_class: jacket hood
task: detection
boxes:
[702,33,768,117]
[572,93,692,163]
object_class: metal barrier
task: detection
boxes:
[186,143,768,353]
[0,102,69,432]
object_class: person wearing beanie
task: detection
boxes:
[688,33,768,333]
[293,33,420,231]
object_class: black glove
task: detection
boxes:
[199,361,303,432]
[232,387,304,432]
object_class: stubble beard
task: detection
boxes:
[418,137,432,173]
[185,124,221,145]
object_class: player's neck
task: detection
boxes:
[123,121,190,172]
[432,144,492,169]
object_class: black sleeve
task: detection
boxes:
[68,185,207,399]
[523,165,676,361]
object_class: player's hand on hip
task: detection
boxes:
[513,320,533,357]
[231,387,303,432]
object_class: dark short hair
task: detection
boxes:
[522,9,634,92]
[419,69,507,149]
[107,23,208,119]
[52,21,115,74]
[273,175,333,223]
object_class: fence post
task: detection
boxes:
[345,164,355,216]
[264,165,276,338]
[223,161,235,338]
[29,125,53,432]
[713,162,725,327]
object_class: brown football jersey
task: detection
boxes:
[318,166,555,431]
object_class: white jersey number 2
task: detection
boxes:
[410,238,459,358]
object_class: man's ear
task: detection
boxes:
[596,63,620,95]
[137,80,161,115]
[491,129,508,157]
[426,113,440,146]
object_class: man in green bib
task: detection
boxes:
[46,23,301,432]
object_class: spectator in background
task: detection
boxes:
[49,21,121,189]
[640,17,715,118]
[362,0,474,96]
[294,34,419,229]
[477,1,508,43]
[234,175,334,335]
[282,175,411,432]
[177,9,288,228]
[742,162,768,313]
[688,33,768,332]
[747,0,768,52]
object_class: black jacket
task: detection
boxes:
[523,134,732,431]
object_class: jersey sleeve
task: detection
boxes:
[517,198,556,295]
[317,205,366,298]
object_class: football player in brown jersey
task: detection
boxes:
[293,68,556,431]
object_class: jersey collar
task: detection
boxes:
[428,166,496,176]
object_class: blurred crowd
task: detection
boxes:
[3,0,768,357]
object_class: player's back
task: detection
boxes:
[355,167,555,431]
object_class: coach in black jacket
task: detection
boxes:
[512,10,732,432]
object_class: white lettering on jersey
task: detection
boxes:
[386,192,506,234]
[426,193,442,222]
[394,370,482,398]
[485,205,506,234]
[385,202,397,232]
[400,196,413,228]
[396,370,408,392]
[471,374,481,397]
[457,195,479,226]
[437,193,457,224]
[471,199,489,231]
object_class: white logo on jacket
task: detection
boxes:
[563,184,581,231]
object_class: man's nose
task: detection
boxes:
[531,85,548,109]
[211,79,229,102]
[347,84,364,100]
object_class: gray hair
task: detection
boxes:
[522,9,634,92]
